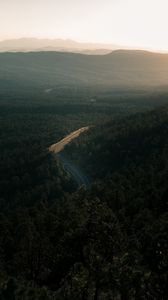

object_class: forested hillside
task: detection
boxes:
[0,50,168,91]
[0,101,168,299]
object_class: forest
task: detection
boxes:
[0,86,168,299]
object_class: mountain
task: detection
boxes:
[0,38,122,54]
[0,50,168,90]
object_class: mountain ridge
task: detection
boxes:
[0,37,124,54]
[0,49,168,89]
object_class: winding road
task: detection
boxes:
[49,127,89,153]
[49,126,90,187]
[57,153,90,187]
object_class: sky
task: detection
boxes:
[0,0,168,51]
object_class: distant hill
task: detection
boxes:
[0,50,168,90]
[0,38,122,54]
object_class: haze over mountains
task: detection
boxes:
[1,50,168,91]
[0,38,124,54]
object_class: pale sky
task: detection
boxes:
[0,0,168,50]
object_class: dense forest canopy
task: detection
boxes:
[0,51,168,299]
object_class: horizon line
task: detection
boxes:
[0,36,168,54]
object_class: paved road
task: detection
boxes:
[49,126,90,187]
[49,126,89,154]
[57,153,90,187]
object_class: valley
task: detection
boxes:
[0,50,168,299]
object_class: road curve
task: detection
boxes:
[49,126,89,154]
[57,153,90,187]
[49,126,90,187]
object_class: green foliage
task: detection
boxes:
[0,89,168,298]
